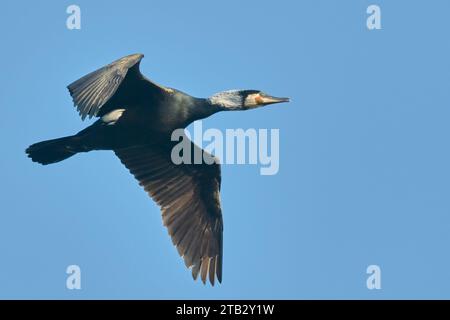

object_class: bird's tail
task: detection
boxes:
[26,136,81,165]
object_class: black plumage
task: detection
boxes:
[26,53,289,285]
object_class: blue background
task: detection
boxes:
[1,0,449,299]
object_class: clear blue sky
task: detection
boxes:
[1,0,450,299]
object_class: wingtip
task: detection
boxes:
[127,53,144,61]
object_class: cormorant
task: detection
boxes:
[26,54,289,285]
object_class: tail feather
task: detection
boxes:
[26,136,79,165]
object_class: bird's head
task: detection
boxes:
[207,90,290,111]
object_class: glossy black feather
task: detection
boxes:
[114,138,223,285]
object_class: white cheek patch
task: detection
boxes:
[101,109,126,125]
[244,94,260,108]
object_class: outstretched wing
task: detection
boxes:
[67,53,172,120]
[114,137,223,285]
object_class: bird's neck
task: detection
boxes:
[184,98,222,124]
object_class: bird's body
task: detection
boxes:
[26,53,289,285]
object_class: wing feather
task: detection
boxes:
[114,138,223,285]
[67,53,171,120]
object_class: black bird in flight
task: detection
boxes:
[26,54,289,285]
